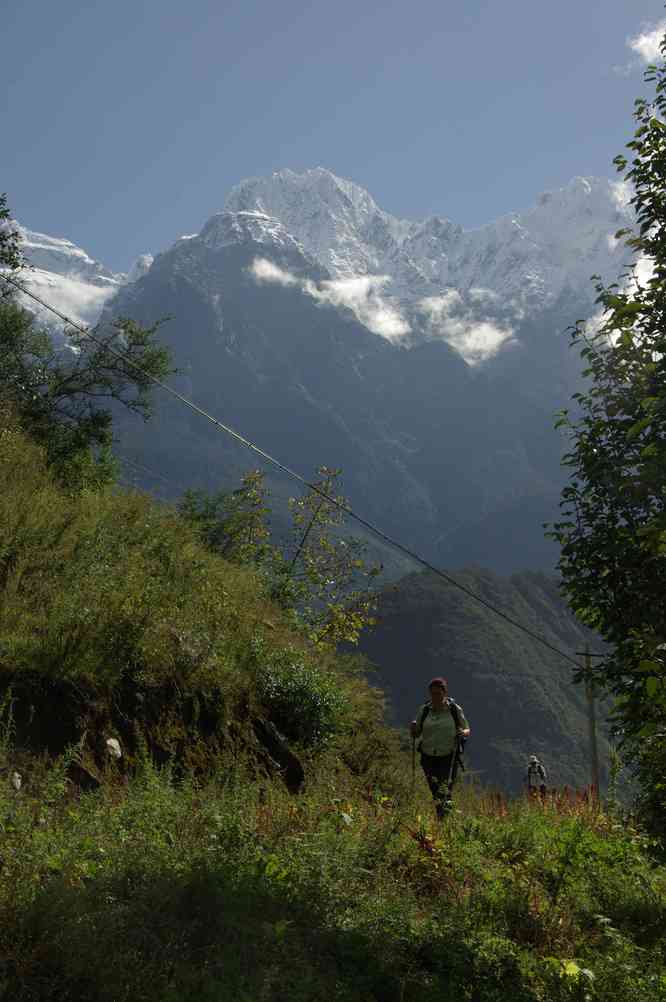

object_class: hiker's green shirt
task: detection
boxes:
[416,701,469,757]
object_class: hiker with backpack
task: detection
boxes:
[410,677,470,819]
[526,754,547,800]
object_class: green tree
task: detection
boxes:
[0,192,23,274]
[275,466,381,648]
[0,194,172,489]
[549,35,666,821]
[179,466,381,648]
[0,301,172,488]
[178,470,272,566]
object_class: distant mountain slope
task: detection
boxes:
[16,167,635,571]
[357,568,607,793]
[105,209,466,547]
[102,202,579,567]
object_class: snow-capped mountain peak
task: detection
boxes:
[19,226,122,288]
[12,227,148,330]
[224,167,634,314]
[225,167,411,280]
[199,209,310,257]
[14,167,635,364]
[10,227,124,329]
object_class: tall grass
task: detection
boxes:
[0,743,664,1002]
[0,419,664,1000]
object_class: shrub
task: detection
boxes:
[253,637,347,749]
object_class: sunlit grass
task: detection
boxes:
[0,418,664,1000]
[0,744,664,1002]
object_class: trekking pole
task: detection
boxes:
[447,738,458,795]
[447,735,465,802]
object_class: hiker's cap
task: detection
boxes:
[529,755,539,763]
[428,677,447,689]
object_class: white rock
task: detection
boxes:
[106,737,122,759]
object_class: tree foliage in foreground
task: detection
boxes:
[0,192,24,275]
[0,301,172,488]
[0,417,372,758]
[179,466,382,649]
[550,38,666,823]
[0,196,173,488]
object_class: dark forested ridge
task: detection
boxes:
[358,568,607,793]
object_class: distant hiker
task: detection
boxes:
[410,677,470,819]
[526,755,547,799]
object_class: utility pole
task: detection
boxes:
[577,644,601,798]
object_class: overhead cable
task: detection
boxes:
[1,271,583,670]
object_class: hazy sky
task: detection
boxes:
[3,1,665,272]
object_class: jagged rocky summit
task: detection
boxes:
[224,167,632,312]
[16,167,632,360]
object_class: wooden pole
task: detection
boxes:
[584,644,601,799]
[411,734,416,795]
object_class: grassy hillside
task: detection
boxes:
[0,417,386,782]
[358,569,609,793]
[1,741,665,1001]
[1,419,664,1001]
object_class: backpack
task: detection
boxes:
[417,699,467,756]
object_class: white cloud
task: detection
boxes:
[419,290,462,322]
[610,179,632,209]
[628,20,666,63]
[468,286,500,306]
[583,307,607,341]
[249,257,299,287]
[434,317,514,366]
[418,290,515,365]
[307,275,410,341]
[249,259,514,360]
[248,258,410,341]
[15,268,117,328]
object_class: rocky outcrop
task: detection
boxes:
[251,717,304,794]
[1,669,304,795]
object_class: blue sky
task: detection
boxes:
[3,0,665,272]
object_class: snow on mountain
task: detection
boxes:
[19,227,122,288]
[224,167,425,292]
[13,227,150,329]
[225,168,635,361]
[198,210,313,260]
[128,253,154,283]
[452,176,632,305]
[83,167,636,570]
[14,167,634,364]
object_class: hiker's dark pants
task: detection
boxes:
[420,752,457,817]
